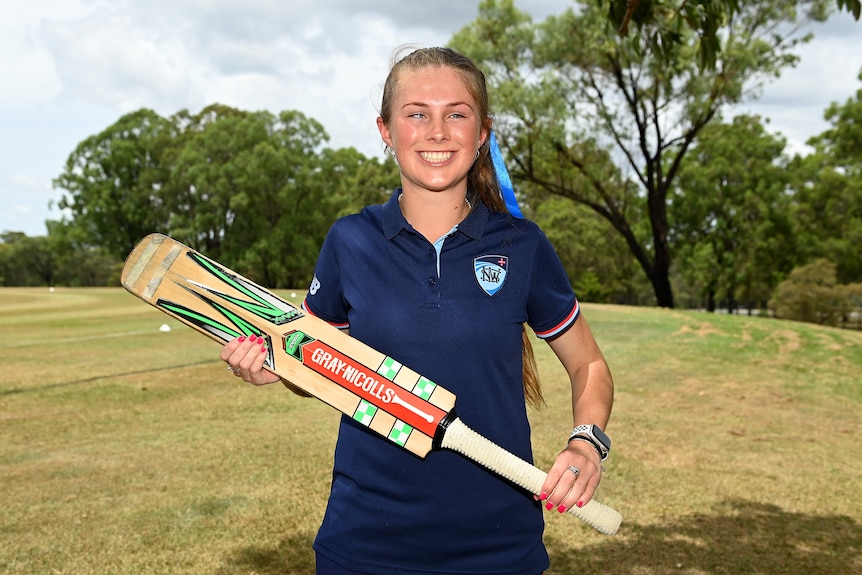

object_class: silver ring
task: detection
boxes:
[567,465,580,476]
[226,365,240,373]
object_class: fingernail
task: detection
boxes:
[238,336,246,342]
[558,505,567,513]
[577,501,584,508]
[539,492,548,501]
[545,502,554,510]
[261,346,267,353]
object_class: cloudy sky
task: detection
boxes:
[2,1,860,237]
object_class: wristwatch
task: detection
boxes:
[567,424,611,461]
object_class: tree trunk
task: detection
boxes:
[651,265,674,308]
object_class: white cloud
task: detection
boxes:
[39,5,204,113]
[0,3,70,107]
[6,173,50,193]
[729,17,862,155]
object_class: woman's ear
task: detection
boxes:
[480,119,492,148]
[377,116,392,148]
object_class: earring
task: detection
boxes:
[476,149,481,159]
[385,146,399,166]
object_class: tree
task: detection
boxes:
[769,259,860,325]
[532,196,650,304]
[163,104,270,259]
[53,109,174,260]
[47,221,120,286]
[671,115,796,311]
[329,153,400,219]
[789,70,862,284]
[598,0,861,70]
[222,112,342,288]
[0,232,34,286]
[452,0,831,307]
[156,105,353,288]
[53,102,399,289]
[0,232,53,285]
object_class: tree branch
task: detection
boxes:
[618,0,642,35]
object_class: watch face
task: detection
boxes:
[593,426,611,450]
[571,425,611,452]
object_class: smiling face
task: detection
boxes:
[377,65,489,198]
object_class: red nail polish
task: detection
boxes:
[238,336,246,343]
[261,346,267,353]
[539,492,548,501]
[577,501,584,508]
[545,502,554,510]
[558,505,567,513]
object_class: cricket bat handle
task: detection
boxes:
[440,417,622,535]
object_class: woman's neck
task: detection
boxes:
[398,188,472,242]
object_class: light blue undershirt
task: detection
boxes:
[433,224,459,277]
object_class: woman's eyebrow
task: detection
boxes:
[400,100,473,109]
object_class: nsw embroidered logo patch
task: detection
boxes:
[474,255,508,296]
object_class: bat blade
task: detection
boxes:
[122,233,622,534]
[121,233,454,457]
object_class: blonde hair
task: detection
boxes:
[380,46,544,409]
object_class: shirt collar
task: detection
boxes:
[382,188,490,241]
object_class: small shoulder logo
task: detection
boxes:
[474,255,508,296]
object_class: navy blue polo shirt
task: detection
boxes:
[305,189,579,575]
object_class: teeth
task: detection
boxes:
[420,151,453,163]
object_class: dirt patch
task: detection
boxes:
[671,322,722,338]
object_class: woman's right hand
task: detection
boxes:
[220,335,282,386]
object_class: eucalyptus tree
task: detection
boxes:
[670,115,795,311]
[597,0,860,70]
[533,197,649,303]
[789,71,862,283]
[53,109,174,260]
[219,110,341,288]
[162,104,272,259]
[452,0,833,307]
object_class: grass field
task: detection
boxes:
[1,287,860,574]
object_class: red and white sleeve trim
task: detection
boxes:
[534,300,580,339]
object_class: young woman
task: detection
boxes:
[221,46,614,575]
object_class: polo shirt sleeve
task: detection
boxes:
[302,222,350,329]
[527,228,580,340]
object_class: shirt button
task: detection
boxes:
[428,278,437,286]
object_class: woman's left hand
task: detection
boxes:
[537,440,603,513]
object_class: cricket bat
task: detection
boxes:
[121,233,622,535]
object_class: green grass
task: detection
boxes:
[1,288,860,574]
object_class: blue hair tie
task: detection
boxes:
[489,130,524,218]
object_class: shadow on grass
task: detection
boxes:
[218,531,316,575]
[549,499,860,574]
[218,499,861,575]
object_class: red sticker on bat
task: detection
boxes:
[285,331,446,436]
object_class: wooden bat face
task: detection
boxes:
[122,233,456,458]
